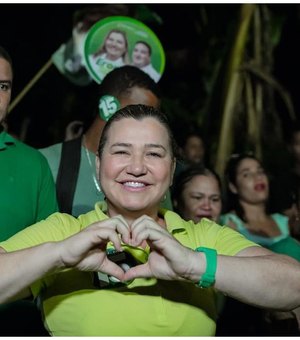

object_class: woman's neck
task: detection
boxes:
[239,200,267,222]
[238,199,280,237]
[107,54,120,62]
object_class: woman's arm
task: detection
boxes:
[124,215,300,311]
[214,246,300,310]
[0,243,61,302]
[0,216,130,304]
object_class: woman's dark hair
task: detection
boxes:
[98,104,178,159]
[224,153,270,221]
[172,164,222,214]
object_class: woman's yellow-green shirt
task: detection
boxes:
[0,202,257,336]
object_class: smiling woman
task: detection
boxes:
[97,104,175,220]
[0,105,300,336]
[89,29,129,80]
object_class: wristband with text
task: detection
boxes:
[195,247,217,288]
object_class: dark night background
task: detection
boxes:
[1,3,299,149]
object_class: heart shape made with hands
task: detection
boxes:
[89,214,192,284]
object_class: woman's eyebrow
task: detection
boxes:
[145,143,167,151]
[110,143,131,148]
[237,168,250,175]
[110,143,166,151]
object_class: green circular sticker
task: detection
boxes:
[84,16,165,84]
[99,95,120,121]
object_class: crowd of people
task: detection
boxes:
[1,40,300,337]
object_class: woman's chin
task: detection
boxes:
[117,199,150,213]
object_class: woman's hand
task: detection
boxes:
[57,215,131,281]
[123,215,201,283]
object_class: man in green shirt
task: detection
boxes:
[0,45,58,335]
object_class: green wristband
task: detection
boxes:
[195,247,217,288]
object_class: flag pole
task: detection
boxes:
[8,58,53,113]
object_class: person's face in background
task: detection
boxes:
[176,174,222,223]
[183,135,205,164]
[230,158,269,205]
[289,131,300,165]
[0,58,12,124]
[119,86,160,109]
[98,117,175,216]
[105,31,127,61]
[132,43,151,68]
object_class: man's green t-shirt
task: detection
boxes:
[0,131,58,241]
